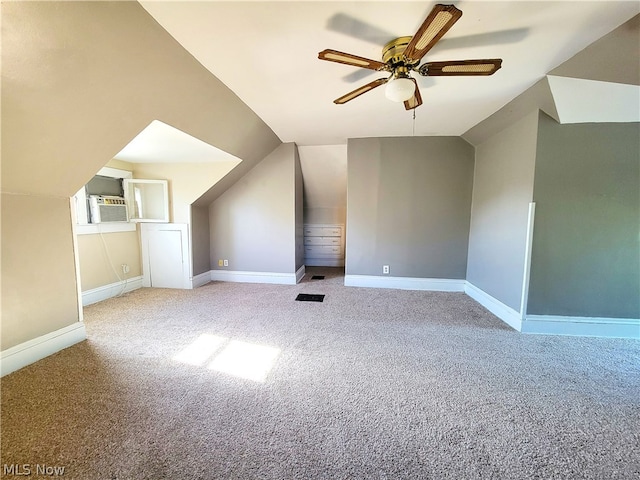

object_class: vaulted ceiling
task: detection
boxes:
[139,1,640,146]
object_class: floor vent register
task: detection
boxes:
[295,294,325,303]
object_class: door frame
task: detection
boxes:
[140,223,190,289]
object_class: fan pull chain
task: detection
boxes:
[412,109,416,136]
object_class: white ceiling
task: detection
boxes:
[547,76,640,124]
[114,120,243,163]
[139,1,639,146]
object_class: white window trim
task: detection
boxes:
[123,178,170,223]
[74,167,135,235]
[98,167,133,180]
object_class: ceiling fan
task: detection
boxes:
[318,4,502,110]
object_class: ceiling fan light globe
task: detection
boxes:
[385,77,415,102]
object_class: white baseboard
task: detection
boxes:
[523,315,640,339]
[344,274,466,292]
[81,276,143,306]
[464,282,523,331]
[295,265,306,284]
[1,322,87,377]
[211,269,298,285]
[305,259,345,267]
[191,271,212,289]
[463,282,640,338]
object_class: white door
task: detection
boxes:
[141,223,190,289]
[148,230,183,288]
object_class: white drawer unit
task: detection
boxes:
[304,236,341,246]
[303,224,345,267]
[305,245,341,256]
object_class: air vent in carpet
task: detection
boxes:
[295,293,325,302]
[311,275,325,280]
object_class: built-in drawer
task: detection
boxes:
[304,236,341,246]
[304,236,324,246]
[304,225,342,237]
[305,245,342,256]
[304,226,325,236]
[321,245,341,255]
[323,227,342,236]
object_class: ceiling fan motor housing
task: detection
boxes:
[382,36,420,73]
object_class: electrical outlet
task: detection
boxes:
[121,264,130,274]
[218,260,223,267]
[223,259,229,267]
[383,265,390,274]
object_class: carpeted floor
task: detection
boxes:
[2,267,639,479]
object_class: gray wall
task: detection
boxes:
[466,110,539,311]
[209,143,299,274]
[346,137,474,278]
[294,146,305,271]
[528,114,640,318]
[191,206,211,277]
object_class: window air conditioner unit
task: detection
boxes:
[89,195,129,223]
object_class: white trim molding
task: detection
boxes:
[82,276,143,306]
[191,271,212,289]
[464,281,640,338]
[464,282,523,331]
[211,269,299,285]
[75,223,137,235]
[523,315,640,339]
[520,202,536,316]
[305,259,345,267]
[1,323,87,377]
[188,267,306,288]
[70,197,84,323]
[296,265,306,284]
[344,275,466,292]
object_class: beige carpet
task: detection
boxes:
[2,267,639,479]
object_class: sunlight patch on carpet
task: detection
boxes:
[208,340,280,383]
[173,334,280,382]
[172,334,227,366]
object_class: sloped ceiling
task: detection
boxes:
[109,8,640,166]
[298,145,348,219]
[1,1,280,198]
[3,2,637,198]
[113,120,243,164]
[464,13,639,145]
[547,76,640,124]
[548,13,639,86]
[545,13,640,125]
[140,1,640,146]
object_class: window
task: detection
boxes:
[124,179,169,223]
[73,167,169,235]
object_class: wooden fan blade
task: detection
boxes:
[319,49,387,71]
[404,78,422,110]
[420,59,503,76]
[334,78,388,104]
[403,4,462,63]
